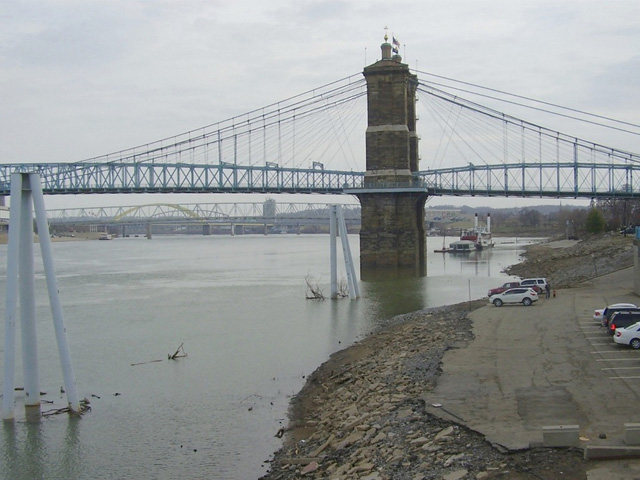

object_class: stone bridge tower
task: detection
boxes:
[358,36,427,276]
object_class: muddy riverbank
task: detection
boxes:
[259,234,635,479]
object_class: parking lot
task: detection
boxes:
[425,267,640,477]
[582,318,640,382]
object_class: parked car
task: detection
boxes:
[489,287,538,307]
[614,321,640,348]
[519,278,548,294]
[607,311,640,335]
[602,305,640,328]
[594,303,637,323]
[487,281,521,297]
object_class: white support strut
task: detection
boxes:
[30,173,81,413]
[2,173,81,420]
[329,205,359,300]
[336,205,360,300]
[329,205,338,299]
[2,174,23,419]
[19,175,40,408]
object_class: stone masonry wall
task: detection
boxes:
[359,193,426,270]
[360,52,426,272]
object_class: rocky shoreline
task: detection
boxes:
[259,234,635,480]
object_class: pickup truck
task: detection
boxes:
[488,281,521,297]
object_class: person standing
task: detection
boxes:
[545,283,551,299]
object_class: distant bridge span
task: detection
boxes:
[2,160,640,199]
[45,201,361,226]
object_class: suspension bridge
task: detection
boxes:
[4,36,640,418]
[1,37,639,271]
[0,69,638,198]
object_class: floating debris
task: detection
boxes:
[168,343,187,360]
[131,359,163,366]
[42,397,91,417]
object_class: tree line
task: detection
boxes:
[482,198,640,237]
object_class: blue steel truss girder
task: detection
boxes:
[0,163,365,195]
[3,161,640,198]
[418,162,640,198]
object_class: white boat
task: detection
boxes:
[460,213,494,250]
[447,239,475,253]
[99,233,112,240]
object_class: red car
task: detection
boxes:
[488,281,521,297]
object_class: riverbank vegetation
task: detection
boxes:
[429,198,640,239]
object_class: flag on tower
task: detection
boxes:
[392,36,400,54]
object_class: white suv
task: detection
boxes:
[520,278,548,293]
[489,287,539,307]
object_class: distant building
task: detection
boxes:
[0,206,8,233]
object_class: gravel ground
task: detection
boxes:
[259,234,635,480]
[505,233,634,288]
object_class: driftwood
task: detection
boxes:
[168,343,187,360]
[131,359,163,366]
[41,397,91,417]
[305,275,350,299]
[337,278,349,298]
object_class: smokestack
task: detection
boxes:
[487,213,491,233]
[474,213,478,230]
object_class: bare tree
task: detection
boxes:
[305,275,325,300]
[519,208,541,227]
[337,278,349,298]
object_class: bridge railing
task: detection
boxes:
[418,161,640,198]
[3,161,640,198]
[0,162,365,195]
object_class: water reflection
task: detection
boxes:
[59,418,82,479]
[329,297,360,344]
[2,405,83,479]
[360,274,427,325]
[2,419,45,480]
[2,422,19,479]
[360,264,427,281]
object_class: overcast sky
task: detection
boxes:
[2,0,639,209]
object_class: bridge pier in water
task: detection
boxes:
[358,35,427,277]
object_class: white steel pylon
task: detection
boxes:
[329,205,360,300]
[2,173,80,420]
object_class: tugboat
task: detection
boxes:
[433,213,494,253]
[460,213,493,250]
